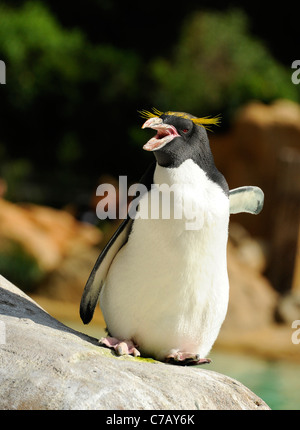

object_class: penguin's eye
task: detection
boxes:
[182,129,188,133]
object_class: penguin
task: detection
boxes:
[80,109,264,365]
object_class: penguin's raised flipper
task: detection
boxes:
[80,162,156,325]
[229,186,264,215]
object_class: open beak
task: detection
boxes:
[142,117,180,151]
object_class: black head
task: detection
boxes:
[141,110,228,194]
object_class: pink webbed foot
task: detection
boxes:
[99,336,140,357]
[165,351,211,366]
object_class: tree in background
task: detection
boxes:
[0,3,298,205]
[0,1,141,203]
[150,10,299,120]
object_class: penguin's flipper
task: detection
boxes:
[80,217,133,324]
[80,162,156,325]
[229,186,264,215]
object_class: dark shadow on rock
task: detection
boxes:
[0,286,99,347]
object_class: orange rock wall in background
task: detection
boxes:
[0,199,102,272]
[212,100,300,292]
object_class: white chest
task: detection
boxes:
[100,159,230,359]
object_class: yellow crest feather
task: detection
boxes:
[138,107,164,119]
[139,108,221,130]
[192,114,221,131]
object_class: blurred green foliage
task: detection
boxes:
[0,240,44,291]
[0,3,298,207]
[0,2,140,108]
[151,9,299,118]
[0,1,141,204]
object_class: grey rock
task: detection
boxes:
[0,275,270,410]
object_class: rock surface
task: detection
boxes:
[0,275,270,410]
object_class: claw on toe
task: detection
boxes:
[99,336,140,357]
[165,351,211,366]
